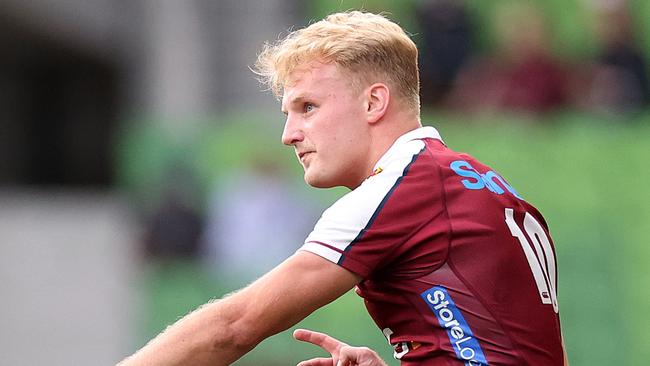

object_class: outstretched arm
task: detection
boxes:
[294,329,388,366]
[117,251,360,366]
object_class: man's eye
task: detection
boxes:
[304,103,315,113]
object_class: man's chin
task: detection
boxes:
[304,172,337,189]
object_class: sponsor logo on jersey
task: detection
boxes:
[450,160,522,199]
[421,286,489,365]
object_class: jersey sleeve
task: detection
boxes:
[299,139,447,278]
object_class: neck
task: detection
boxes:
[365,108,421,179]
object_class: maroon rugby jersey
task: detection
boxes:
[300,127,564,365]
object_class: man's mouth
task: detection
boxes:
[298,151,314,162]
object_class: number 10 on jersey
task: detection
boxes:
[505,208,559,313]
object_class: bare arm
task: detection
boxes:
[117,251,361,366]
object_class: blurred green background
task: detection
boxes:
[115,0,650,365]
[121,113,650,365]
[2,0,649,364]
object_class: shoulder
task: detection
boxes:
[302,138,447,276]
[327,138,430,214]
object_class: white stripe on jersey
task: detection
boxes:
[300,126,443,266]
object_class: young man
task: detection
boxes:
[118,11,566,366]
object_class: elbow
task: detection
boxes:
[229,322,262,352]
[209,317,264,355]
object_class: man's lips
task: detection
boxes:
[297,151,315,162]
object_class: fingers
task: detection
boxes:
[338,345,387,366]
[293,329,347,354]
[338,346,358,366]
[293,329,388,366]
[296,357,334,366]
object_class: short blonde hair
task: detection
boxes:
[254,11,420,113]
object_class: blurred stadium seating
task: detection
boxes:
[1,0,648,364]
[122,112,650,365]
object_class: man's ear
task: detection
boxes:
[365,83,390,124]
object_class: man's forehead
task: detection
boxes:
[281,75,320,105]
[281,63,344,103]
[293,61,346,85]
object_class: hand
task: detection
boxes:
[293,329,388,366]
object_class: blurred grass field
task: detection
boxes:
[120,111,650,365]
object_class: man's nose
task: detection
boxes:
[281,115,304,146]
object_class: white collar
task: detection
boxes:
[373,126,444,171]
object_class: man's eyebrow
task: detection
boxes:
[288,94,313,104]
[281,94,316,114]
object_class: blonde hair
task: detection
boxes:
[254,11,420,113]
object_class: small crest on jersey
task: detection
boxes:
[421,286,489,365]
[369,167,383,177]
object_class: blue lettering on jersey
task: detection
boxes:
[450,160,523,199]
[421,286,489,366]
